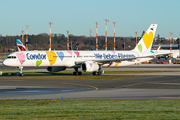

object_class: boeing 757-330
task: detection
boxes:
[3,24,159,76]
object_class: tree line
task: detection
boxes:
[0,33,176,52]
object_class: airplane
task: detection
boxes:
[152,49,178,59]
[3,24,159,76]
[16,36,150,67]
[16,39,28,51]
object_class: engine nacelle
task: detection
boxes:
[46,66,66,72]
[82,61,99,72]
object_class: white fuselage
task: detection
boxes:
[3,50,153,68]
[152,49,180,59]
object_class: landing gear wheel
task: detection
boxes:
[73,72,78,75]
[92,71,102,75]
[19,67,23,77]
[97,72,102,75]
[78,72,82,75]
[19,73,23,76]
[73,68,82,75]
[92,72,97,75]
[73,71,82,75]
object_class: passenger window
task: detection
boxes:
[7,56,16,59]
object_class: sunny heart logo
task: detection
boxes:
[36,60,42,66]
[56,52,64,61]
[67,51,72,55]
[142,32,153,49]
[74,51,79,56]
[115,62,119,66]
[46,51,57,66]
[138,44,142,52]
[17,53,25,64]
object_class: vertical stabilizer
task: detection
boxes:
[132,24,157,52]
[16,39,28,51]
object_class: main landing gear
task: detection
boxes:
[92,71,101,75]
[73,68,82,75]
[92,70,104,76]
[92,65,104,76]
[19,66,23,76]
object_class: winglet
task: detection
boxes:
[132,24,157,52]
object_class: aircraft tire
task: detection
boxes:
[92,72,97,75]
[19,73,23,76]
[97,72,102,75]
[78,72,82,75]
[73,72,78,75]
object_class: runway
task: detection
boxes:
[0,74,180,100]
[0,63,180,100]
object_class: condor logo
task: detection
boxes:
[26,53,46,60]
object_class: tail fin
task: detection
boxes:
[16,39,28,51]
[132,24,157,52]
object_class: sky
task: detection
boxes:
[0,0,180,38]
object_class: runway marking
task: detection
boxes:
[106,78,180,90]
[106,82,144,90]
[146,79,180,84]
[63,83,98,91]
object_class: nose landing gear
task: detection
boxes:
[19,66,23,76]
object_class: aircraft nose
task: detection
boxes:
[2,59,7,66]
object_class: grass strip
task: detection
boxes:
[0,99,179,119]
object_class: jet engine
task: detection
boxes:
[46,66,66,72]
[82,61,99,72]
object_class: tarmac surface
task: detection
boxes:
[0,63,180,100]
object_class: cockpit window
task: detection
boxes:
[7,56,16,59]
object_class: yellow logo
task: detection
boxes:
[46,51,57,66]
[115,62,119,66]
[142,32,153,49]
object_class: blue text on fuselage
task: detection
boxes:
[94,53,135,59]
[117,53,135,58]
[26,53,46,60]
